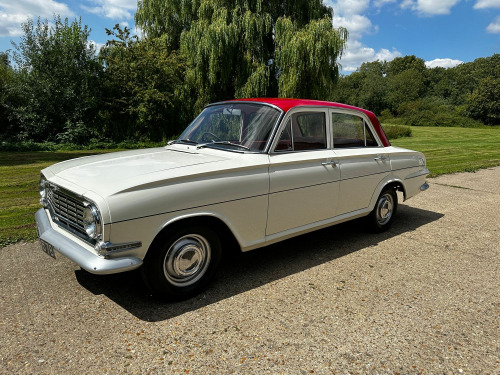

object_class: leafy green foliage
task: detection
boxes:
[99,25,185,141]
[394,97,483,128]
[466,77,500,125]
[334,54,499,128]
[0,52,15,139]
[0,140,166,152]
[275,17,347,98]
[8,16,102,142]
[1,7,498,147]
[381,124,412,139]
[137,0,346,115]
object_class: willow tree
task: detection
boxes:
[136,0,347,113]
[275,17,347,99]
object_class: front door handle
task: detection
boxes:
[374,155,389,162]
[321,160,337,167]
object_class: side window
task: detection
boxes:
[332,113,379,148]
[275,112,327,152]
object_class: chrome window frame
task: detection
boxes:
[329,108,383,149]
[270,106,331,154]
[205,101,285,154]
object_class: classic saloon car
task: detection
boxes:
[36,98,429,299]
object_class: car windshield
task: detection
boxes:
[177,103,281,153]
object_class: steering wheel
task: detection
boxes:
[201,132,220,142]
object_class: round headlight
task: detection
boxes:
[83,205,101,239]
[39,175,47,198]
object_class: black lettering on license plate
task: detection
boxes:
[40,240,56,259]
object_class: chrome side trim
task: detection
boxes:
[35,208,142,274]
[95,241,142,257]
[420,182,430,191]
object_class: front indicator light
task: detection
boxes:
[39,175,47,206]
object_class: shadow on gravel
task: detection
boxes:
[75,204,443,321]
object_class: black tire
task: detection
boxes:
[141,225,221,300]
[367,188,398,232]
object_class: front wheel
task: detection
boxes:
[367,188,398,232]
[142,225,221,300]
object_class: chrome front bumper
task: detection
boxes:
[35,208,143,274]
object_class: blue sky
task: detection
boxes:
[0,0,499,73]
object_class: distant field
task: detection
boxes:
[1,125,500,246]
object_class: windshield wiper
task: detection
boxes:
[197,141,251,151]
[172,139,199,145]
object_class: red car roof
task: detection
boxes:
[229,98,390,147]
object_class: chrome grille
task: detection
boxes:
[47,186,86,236]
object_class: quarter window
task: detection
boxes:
[275,112,327,151]
[332,113,378,148]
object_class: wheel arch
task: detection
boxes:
[145,213,242,262]
[369,177,406,211]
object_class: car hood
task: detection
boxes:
[43,147,229,197]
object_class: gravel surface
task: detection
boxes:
[1,167,499,374]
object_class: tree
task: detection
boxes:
[0,52,15,140]
[386,69,426,112]
[275,16,347,99]
[136,0,333,47]
[99,25,185,141]
[136,0,347,114]
[386,55,426,76]
[466,77,500,125]
[10,16,102,142]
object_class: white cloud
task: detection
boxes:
[88,39,104,52]
[486,15,500,33]
[374,0,397,7]
[133,25,143,39]
[81,0,137,20]
[329,0,370,15]
[328,0,403,72]
[401,0,460,15]
[340,40,402,71]
[425,58,463,68]
[333,14,374,40]
[474,0,500,9]
[0,0,74,37]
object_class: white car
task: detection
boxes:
[35,98,429,299]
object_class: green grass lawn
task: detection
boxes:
[1,126,500,247]
[390,126,500,177]
[0,150,118,247]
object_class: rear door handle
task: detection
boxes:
[374,155,388,162]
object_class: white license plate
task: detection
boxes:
[40,239,56,259]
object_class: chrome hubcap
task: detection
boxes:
[163,234,211,287]
[376,193,394,225]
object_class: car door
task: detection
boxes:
[266,109,340,236]
[330,110,391,216]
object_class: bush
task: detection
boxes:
[396,98,484,128]
[382,124,412,139]
[0,140,168,152]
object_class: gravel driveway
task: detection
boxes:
[1,167,499,374]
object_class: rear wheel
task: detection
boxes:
[142,225,221,300]
[368,188,398,232]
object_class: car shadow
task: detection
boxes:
[75,204,444,322]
